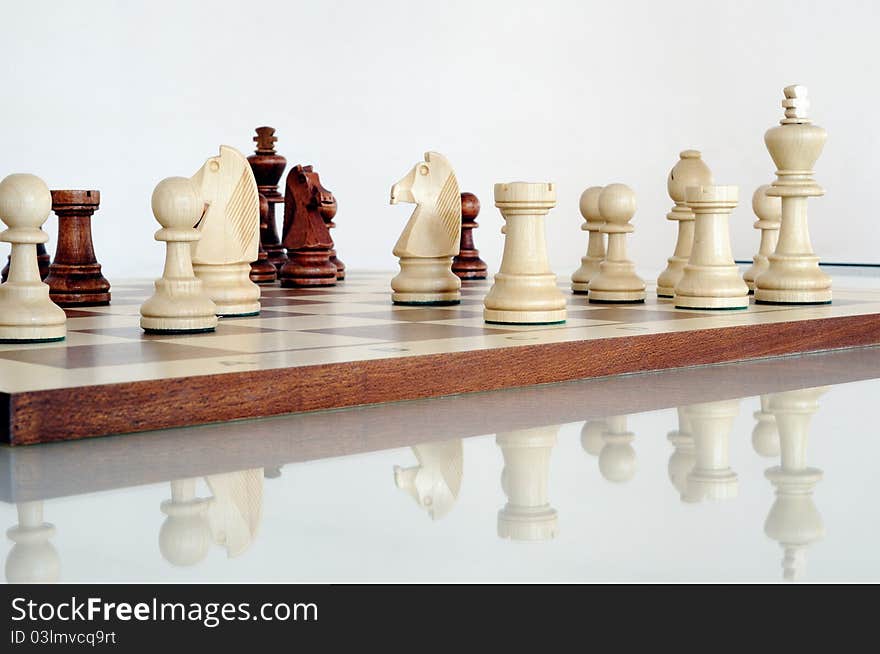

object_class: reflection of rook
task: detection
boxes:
[682,400,739,502]
[497,426,559,541]
[5,501,60,583]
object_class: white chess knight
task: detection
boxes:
[389,151,462,305]
[0,174,66,343]
[191,145,262,316]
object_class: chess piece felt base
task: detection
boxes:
[279,251,338,287]
[588,296,646,304]
[140,278,218,333]
[754,259,832,305]
[391,256,460,305]
[587,261,646,303]
[571,254,602,294]
[571,282,590,294]
[193,263,261,317]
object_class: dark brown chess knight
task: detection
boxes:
[280,165,338,287]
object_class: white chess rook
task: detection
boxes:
[587,183,646,303]
[674,185,749,310]
[755,85,831,305]
[0,174,66,343]
[483,181,566,324]
[743,185,782,292]
[140,177,219,333]
[657,150,713,297]
[570,185,605,294]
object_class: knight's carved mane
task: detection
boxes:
[282,164,333,249]
[394,152,461,257]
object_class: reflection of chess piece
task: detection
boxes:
[682,400,739,502]
[264,466,283,479]
[159,479,212,567]
[205,469,264,558]
[5,502,60,583]
[667,407,696,498]
[764,387,827,581]
[579,419,608,457]
[598,415,637,483]
[752,395,780,457]
[394,440,464,520]
[496,426,559,541]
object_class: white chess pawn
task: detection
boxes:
[159,478,213,567]
[742,185,782,292]
[764,387,827,581]
[140,177,219,333]
[755,85,831,305]
[667,407,696,499]
[0,174,66,343]
[5,502,60,583]
[496,426,559,541]
[483,182,567,324]
[571,186,605,294]
[682,400,739,502]
[394,440,464,521]
[674,185,749,310]
[587,184,646,303]
[598,415,637,483]
[657,150,713,297]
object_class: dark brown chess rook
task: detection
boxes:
[250,194,278,284]
[320,188,345,280]
[279,165,337,287]
[247,126,287,272]
[2,244,49,283]
[452,191,488,279]
[43,190,111,306]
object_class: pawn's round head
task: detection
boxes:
[460,192,480,221]
[752,184,782,222]
[598,183,637,225]
[578,186,603,222]
[667,150,712,203]
[0,174,51,229]
[151,176,205,229]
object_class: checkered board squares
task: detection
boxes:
[0,272,879,395]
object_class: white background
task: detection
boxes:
[1,0,878,280]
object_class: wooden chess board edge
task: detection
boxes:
[3,311,880,445]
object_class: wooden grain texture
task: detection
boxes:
[2,345,879,503]
[3,311,880,445]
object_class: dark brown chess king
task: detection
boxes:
[452,191,487,279]
[279,165,337,286]
[247,126,287,272]
[43,189,111,306]
[250,194,278,284]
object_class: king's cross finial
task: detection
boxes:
[254,126,278,153]
[781,85,811,124]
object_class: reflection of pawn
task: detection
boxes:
[579,419,608,456]
[598,415,637,483]
[5,502,60,583]
[140,177,218,334]
[755,85,831,305]
[657,151,713,297]
[249,194,277,284]
[394,440,464,520]
[159,478,212,567]
[571,186,605,294]
[667,407,696,498]
[742,185,782,292]
[452,192,488,280]
[0,174,67,343]
[682,400,739,502]
[264,466,283,479]
[674,185,749,310]
[588,184,646,303]
[764,387,827,581]
[496,426,559,541]
[752,395,780,457]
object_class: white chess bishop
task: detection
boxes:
[0,174,66,343]
[191,145,262,317]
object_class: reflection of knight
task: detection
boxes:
[667,407,696,500]
[394,440,463,521]
[763,388,827,581]
[682,400,739,503]
[5,501,60,583]
[598,416,636,483]
[752,395,780,458]
[496,426,558,542]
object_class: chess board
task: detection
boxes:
[2,271,880,445]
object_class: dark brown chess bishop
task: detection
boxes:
[43,189,111,306]
[247,126,287,272]
[452,191,487,279]
[249,194,278,284]
[279,165,337,287]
